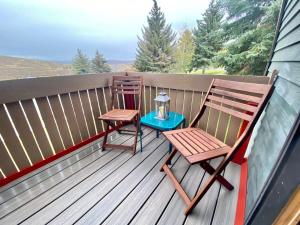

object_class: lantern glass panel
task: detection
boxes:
[154,92,170,120]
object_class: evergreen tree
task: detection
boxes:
[172,29,195,73]
[220,0,271,38]
[190,0,224,72]
[91,50,111,73]
[134,0,176,72]
[72,49,90,74]
[216,0,281,75]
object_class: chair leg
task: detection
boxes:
[102,122,110,151]
[185,158,229,215]
[138,119,143,152]
[185,172,218,215]
[160,148,177,172]
[132,116,139,155]
[200,161,234,191]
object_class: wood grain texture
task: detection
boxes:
[5,102,42,164]
[127,72,269,92]
[69,92,90,140]
[0,129,152,224]
[0,104,30,172]
[59,93,82,142]
[79,90,97,137]
[0,73,123,104]
[48,95,73,148]
[24,129,156,225]
[0,131,121,196]
[211,162,241,225]
[0,127,241,225]
[20,99,53,158]
[35,97,65,152]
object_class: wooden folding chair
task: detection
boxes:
[98,75,143,154]
[160,78,274,215]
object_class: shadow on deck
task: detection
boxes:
[0,126,240,225]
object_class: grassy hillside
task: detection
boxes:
[0,56,137,81]
[0,56,72,81]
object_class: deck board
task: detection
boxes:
[0,131,121,203]
[29,130,159,225]
[184,159,223,225]
[0,126,241,225]
[211,162,241,225]
[0,128,152,224]
[156,160,207,225]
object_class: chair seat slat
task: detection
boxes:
[180,131,207,152]
[176,133,204,154]
[187,132,211,152]
[173,133,199,155]
[196,129,227,148]
[186,147,230,164]
[191,130,220,149]
[165,134,193,156]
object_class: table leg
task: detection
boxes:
[168,143,172,154]
[156,130,159,138]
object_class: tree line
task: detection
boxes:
[72,49,111,74]
[135,0,281,75]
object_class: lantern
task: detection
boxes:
[154,92,170,120]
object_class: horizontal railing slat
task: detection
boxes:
[127,72,270,92]
[0,73,124,104]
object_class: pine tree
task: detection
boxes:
[220,0,271,38]
[91,50,111,73]
[134,0,176,72]
[72,49,90,74]
[216,0,281,75]
[172,29,195,73]
[190,0,224,72]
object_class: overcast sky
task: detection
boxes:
[0,0,210,62]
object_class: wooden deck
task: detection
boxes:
[0,126,241,225]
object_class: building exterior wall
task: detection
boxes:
[245,0,300,223]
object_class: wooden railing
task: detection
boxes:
[0,72,270,182]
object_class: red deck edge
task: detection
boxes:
[0,125,122,187]
[234,160,248,225]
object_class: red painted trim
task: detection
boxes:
[0,125,122,187]
[232,121,250,164]
[234,160,248,225]
[233,102,256,165]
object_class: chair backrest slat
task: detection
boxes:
[208,79,272,124]
[213,79,270,94]
[190,78,274,147]
[210,88,261,103]
[205,102,252,121]
[207,95,257,113]
[111,75,143,110]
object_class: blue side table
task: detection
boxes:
[141,111,185,153]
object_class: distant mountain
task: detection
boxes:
[107,60,135,72]
[37,59,135,72]
[0,55,136,81]
[0,55,72,80]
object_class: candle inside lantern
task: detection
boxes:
[154,92,170,120]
